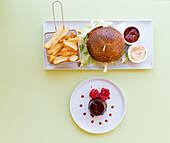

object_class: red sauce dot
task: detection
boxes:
[109,113,112,116]
[81,95,84,98]
[111,106,114,109]
[99,122,102,125]
[108,97,110,99]
[91,120,94,123]
[79,104,82,107]
[83,112,86,116]
[105,119,108,122]
[91,86,93,88]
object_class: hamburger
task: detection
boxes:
[87,26,125,62]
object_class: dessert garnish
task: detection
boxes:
[91,120,94,123]
[89,88,110,101]
[105,119,108,122]
[81,95,84,98]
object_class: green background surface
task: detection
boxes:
[0,0,170,143]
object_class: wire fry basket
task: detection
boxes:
[43,0,80,65]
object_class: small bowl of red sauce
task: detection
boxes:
[123,25,141,45]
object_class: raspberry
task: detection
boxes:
[99,88,110,101]
[99,94,108,101]
[89,88,110,101]
[89,89,99,99]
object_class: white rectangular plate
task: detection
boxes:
[43,20,153,70]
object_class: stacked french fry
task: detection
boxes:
[44,26,81,64]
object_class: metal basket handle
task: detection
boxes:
[52,0,65,31]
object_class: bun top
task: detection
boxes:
[87,27,125,62]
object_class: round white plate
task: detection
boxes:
[70,77,126,134]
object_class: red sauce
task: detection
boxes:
[109,113,112,116]
[124,27,140,43]
[81,95,84,98]
[111,106,114,109]
[79,104,82,107]
[99,122,102,125]
[105,119,108,123]
[83,112,86,116]
[91,120,94,123]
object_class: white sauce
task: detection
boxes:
[129,45,146,62]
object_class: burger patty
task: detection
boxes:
[87,27,125,62]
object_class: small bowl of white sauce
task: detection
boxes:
[128,44,147,63]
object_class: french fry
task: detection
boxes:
[59,35,71,43]
[47,43,63,55]
[69,55,78,62]
[58,51,77,57]
[76,29,81,34]
[44,26,64,49]
[63,35,71,40]
[61,46,78,53]
[70,32,76,38]
[60,47,69,53]
[63,39,67,48]
[67,37,81,42]
[52,46,63,56]
[53,56,69,64]
[59,39,63,43]
[63,40,78,51]
[48,55,55,63]
[51,27,70,48]
[72,41,78,45]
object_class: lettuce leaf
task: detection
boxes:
[90,57,97,67]
[79,34,91,68]
[120,52,129,64]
